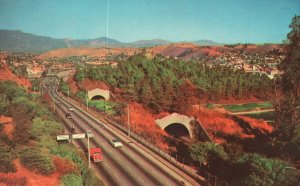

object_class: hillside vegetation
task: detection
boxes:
[0,81,102,186]
[75,55,273,113]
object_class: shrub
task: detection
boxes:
[29,117,62,140]
[53,156,79,175]
[61,173,83,186]
[37,135,58,149]
[0,174,27,186]
[20,147,55,175]
[82,168,104,186]
[0,144,16,173]
[51,144,83,165]
[76,90,86,100]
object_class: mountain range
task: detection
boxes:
[0,30,222,53]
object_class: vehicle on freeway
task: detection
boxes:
[68,107,75,112]
[90,147,103,162]
[110,138,123,148]
[71,125,75,132]
[65,112,71,119]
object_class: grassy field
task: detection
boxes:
[242,111,274,121]
[221,102,273,113]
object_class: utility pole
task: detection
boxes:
[127,103,130,137]
[52,97,55,112]
[86,90,88,110]
[87,131,91,168]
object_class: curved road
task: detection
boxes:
[49,88,201,186]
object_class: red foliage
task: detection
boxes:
[236,115,273,133]
[0,173,27,186]
[189,107,273,143]
[0,115,14,139]
[0,61,32,90]
[80,79,109,91]
[53,156,79,175]
[41,93,52,105]
[0,159,60,186]
[121,102,169,150]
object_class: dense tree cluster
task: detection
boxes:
[274,15,300,163]
[76,55,272,113]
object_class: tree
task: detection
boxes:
[274,15,300,161]
[190,142,228,166]
[174,79,195,114]
[234,153,299,186]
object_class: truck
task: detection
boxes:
[89,147,103,162]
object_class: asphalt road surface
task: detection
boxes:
[49,88,201,186]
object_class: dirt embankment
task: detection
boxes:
[0,62,31,89]
[36,47,139,59]
[0,115,14,139]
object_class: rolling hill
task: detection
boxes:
[0,30,221,53]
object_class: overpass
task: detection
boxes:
[87,88,110,100]
[155,113,194,138]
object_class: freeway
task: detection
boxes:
[49,88,201,186]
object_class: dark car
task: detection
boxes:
[65,112,71,119]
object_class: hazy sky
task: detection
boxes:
[0,0,299,43]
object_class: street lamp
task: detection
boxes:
[127,103,130,137]
[86,130,92,168]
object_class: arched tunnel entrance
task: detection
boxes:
[91,95,105,100]
[164,123,190,138]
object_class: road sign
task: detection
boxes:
[72,133,86,139]
[56,134,70,141]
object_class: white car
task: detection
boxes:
[68,107,75,112]
[110,138,123,148]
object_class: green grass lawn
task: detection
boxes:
[88,100,121,116]
[222,102,273,113]
[242,111,274,121]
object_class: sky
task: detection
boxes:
[0,0,299,43]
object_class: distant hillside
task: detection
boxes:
[0,30,223,53]
[65,37,123,48]
[0,30,173,52]
[36,47,139,59]
[0,30,67,53]
[193,40,223,46]
[147,43,283,59]
[128,39,172,47]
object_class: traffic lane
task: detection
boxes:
[51,90,128,186]
[54,90,198,185]
[70,105,189,186]
[54,104,118,186]
[54,97,139,186]
[67,104,174,186]
[64,104,161,186]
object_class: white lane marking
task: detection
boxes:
[115,156,121,161]
[137,177,144,184]
[151,169,158,176]
[126,165,132,171]
[105,164,111,169]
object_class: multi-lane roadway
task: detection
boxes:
[50,88,201,186]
